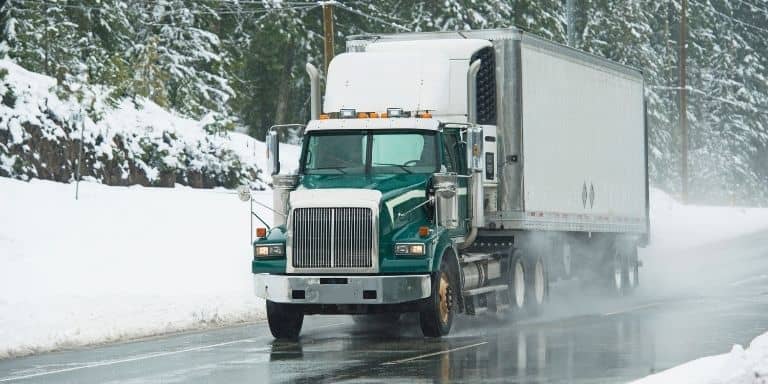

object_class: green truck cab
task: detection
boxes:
[253,119,470,337]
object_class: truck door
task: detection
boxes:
[441,128,469,235]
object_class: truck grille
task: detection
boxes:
[291,207,374,269]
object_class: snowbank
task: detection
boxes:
[0,177,274,359]
[632,332,768,384]
[644,188,768,253]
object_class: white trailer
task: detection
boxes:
[255,28,649,338]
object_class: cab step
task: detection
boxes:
[463,284,508,297]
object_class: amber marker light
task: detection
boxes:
[418,226,430,237]
[319,114,330,120]
[256,227,267,238]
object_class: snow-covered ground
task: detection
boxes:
[631,190,768,383]
[632,332,768,384]
[2,180,768,363]
[0,177,275,359]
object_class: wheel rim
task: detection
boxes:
[563,244,572,276]
[535,259,545,304]
[514,261,525,308]
[438,272,450,324]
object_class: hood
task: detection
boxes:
[300,173,430,198]
[298,173,431,231]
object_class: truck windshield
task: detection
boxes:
[301,130,438,175]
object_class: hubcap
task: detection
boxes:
[535,260,545,304]
[438,272,451,324]
[514,261,525,308]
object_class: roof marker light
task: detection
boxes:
[387,108,404,118]
[357,112,369,118]
[340,109,356,119]
[319,114,330,120]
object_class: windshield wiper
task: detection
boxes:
[307,166,347,174]
[372,163,413,174]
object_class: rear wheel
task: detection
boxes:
[420,255,457,337]
[525,255,548,314]
[267,300,304,339]
[504,252,527,314]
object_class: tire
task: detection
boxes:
[624,246,639,292]
[267,300,304,339]
[607,240,635,296]
[525,255,548,314]
[506,253,527,313]
[420,254,457,337]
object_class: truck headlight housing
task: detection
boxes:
[254,244,285,258]
[394,243,426,256]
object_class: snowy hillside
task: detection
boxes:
[0,59,271,189]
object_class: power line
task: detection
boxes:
[689,0,768,37]
[334,2,411,32]
[649,85,768,116]
[6,0,318,16]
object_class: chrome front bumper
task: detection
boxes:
[253,274,431,304]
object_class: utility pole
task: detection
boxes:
[75,108,84,200]
[322,2,335,74]
[679,0,689,204]
[566,0,576,47]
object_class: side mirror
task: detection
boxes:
[267,130,280,176]
[432,173,459,229]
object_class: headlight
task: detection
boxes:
[394,243,426,256]
[254,244,284,258]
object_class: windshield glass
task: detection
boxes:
[302,130,438,175]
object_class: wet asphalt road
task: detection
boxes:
[2,231,768,383]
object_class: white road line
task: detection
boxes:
[381,342,488,366]
[603,302,663,316]
[0,339,264,382]
[311,322,347,330]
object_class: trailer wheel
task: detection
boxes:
[525,255,548,314]
[420,256,457,337]
[267,301,304,339]
[625,245,639,291]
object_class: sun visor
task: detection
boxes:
[323,52,451,114]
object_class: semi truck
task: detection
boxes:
[245,28,649,338]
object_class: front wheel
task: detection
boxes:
[267,300,304,339]
[420,256,457,337]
